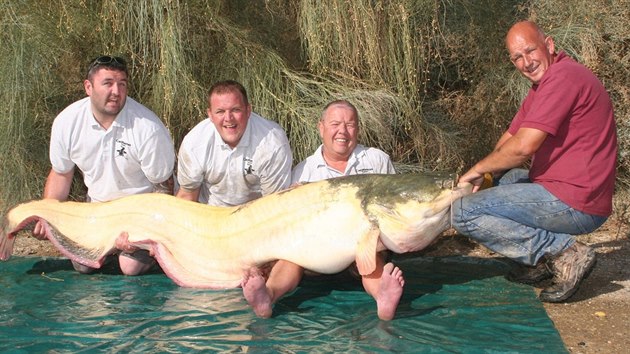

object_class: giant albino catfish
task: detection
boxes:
[1,173,472,288]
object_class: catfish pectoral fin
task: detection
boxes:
[355,226,381,276]
[0,227,16,261]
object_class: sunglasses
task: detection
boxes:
[87,55,128,77]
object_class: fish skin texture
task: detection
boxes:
[1,173,472,289]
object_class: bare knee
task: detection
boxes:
[119,251,155,276]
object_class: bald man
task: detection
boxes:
[242,100,403,321]
[451,21,617,303]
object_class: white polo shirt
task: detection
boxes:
[291,144,395,183]
[177,112,293,206]
[50,97,175,202]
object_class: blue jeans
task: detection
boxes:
[451,169,607,266]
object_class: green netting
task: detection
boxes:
[0,255,567,353]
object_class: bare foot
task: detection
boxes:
[242,269,273,318]
[376,262,404,321]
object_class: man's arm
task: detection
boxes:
[175,187,200,202]
[33,169,74,238]
[460,127,547,191]
[260,143,293,195]
[152,175,175,195]
[43,169,74,200]
[494,130,513,150]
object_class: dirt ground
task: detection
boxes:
[421,219,630,354]
[10,218,629,353]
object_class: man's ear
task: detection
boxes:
[545,36,555,55]
[246,103,252,118]
[83,79,92,96]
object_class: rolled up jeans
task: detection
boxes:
[451,169,607,266]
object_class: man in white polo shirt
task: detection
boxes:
[33,55,176,276]
[175,80,292,206]
[242,100,404,321]
[176,80,293,318]
[291,100,395,181]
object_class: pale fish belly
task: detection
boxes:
[0,173,472,289]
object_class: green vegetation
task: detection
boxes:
[1,0,628,223]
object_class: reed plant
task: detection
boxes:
[1,0,628,224]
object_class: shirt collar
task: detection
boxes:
[314,144,364,172]
[212,115,253,150]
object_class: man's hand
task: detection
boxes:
[115,232,140,254]
[32,220,48,240]
[458,167,486,193]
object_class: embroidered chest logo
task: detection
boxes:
[243,157,259,186]
[116,139,131,158]
[243,157,255,175]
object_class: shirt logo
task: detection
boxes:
[243,157,255,175]
[116,139,131,158]
[243,157,259,186]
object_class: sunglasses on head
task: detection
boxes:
[87,55,127,77]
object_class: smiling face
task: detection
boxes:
[84,68,128,126]
[318,103,359,163]
[208,90,252,148]
[506,21,556,84]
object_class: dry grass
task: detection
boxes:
[1,0,628,224]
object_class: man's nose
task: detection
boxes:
[112,83,123,95]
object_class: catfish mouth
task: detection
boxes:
[430,172,458,190]
[432,173,475,196]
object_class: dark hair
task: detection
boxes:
[86,56,128,80]
[208,80,249,106]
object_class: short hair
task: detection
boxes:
[86,55,128,80]
[208,80,249,106]
[320,99,359,121]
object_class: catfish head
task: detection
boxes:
[330,173,473,254]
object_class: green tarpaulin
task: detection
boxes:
[0,255,566,353]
